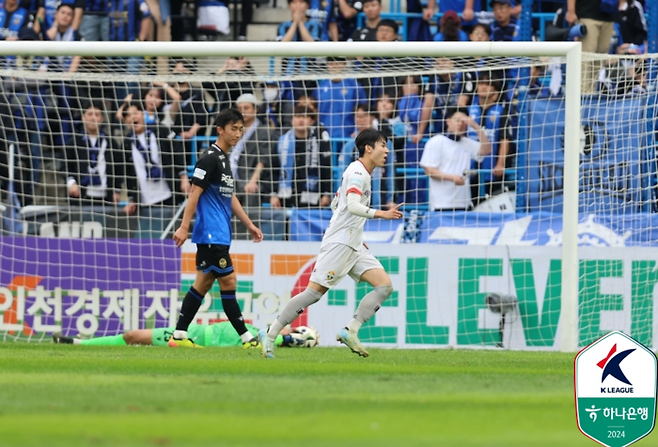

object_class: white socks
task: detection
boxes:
[267,288,324,340]
[347,285,393,334]
[240,332,254,343]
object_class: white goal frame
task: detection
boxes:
[0,41,582,352]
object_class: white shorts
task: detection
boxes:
[309,243,383,288]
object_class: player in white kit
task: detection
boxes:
[259,128,403,358]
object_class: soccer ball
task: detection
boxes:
[290,326,319,348]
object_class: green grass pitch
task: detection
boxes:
[0,343,655,447]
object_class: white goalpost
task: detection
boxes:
[0,41,591,351]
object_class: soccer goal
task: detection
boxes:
[1,40,654,353]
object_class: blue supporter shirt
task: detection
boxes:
[0,2,30,40]
[313,78,366,139]
[467,97,510,182]
[109,0,150,42]
[398,93,424,140]
[307,0,332,41]
[190,143,234,246]
[277,19,322,42]
[277,19,322,74]
[428,72,464,133]
[490,16,521,42]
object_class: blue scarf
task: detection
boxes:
[277,127,319,199]
[132,130,164,180]
[80,133,105,187]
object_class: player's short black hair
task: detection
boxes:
[363,0,381,4]
[444,106,469,120]
[215,108,244,128]
[355,128,387,158]
[287,0,310,4]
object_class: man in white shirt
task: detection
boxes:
[419,107,491,211]
[259,128,403,359]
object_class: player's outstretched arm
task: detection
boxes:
[231,194,264,242]
[346,193,404,220]
[173,185,203,247]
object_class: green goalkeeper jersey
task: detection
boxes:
[151,323,282,347]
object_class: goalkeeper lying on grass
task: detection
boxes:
[53,323,319,348]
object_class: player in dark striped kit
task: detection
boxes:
[170,108,263,348]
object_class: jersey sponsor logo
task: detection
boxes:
[219,258,227,268]
[350,177,364,188]
[221,173,234,188]
[193,168,206,180]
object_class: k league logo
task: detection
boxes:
[598,344,635,390]
[575,331,657,447]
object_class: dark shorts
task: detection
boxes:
[196,244,234,277]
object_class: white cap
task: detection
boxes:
[235,93,259,106]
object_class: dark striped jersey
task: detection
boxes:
[108,0,150,42]
[330,0,362,41]
[85,0,108,13]
[191,143,234,246]
[490,16,521,42]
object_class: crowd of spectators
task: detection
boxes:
[0,0,653,234]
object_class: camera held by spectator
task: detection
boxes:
[545,22,587,42]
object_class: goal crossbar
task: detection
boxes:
[0,41,581,58]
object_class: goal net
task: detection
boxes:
[0,41,655,352]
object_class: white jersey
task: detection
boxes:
[419,134,482,210]
[322,160,372,250]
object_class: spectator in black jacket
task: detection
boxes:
[171,62,208,166]
[270,105,332,209]
[204,57,258,112]
[0,91,33,210]
[259,80,294,133]
[120,103,190,216]
[615,0,647,53]
[233,93,280,208]
[65,100,122,206]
